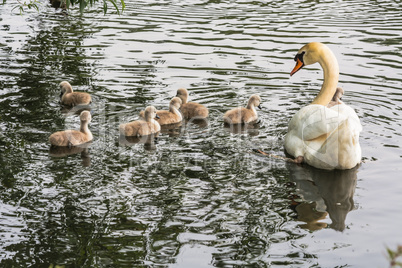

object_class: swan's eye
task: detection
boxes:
[294,51,305,63]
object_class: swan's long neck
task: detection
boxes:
[145,113,153,122]
[181,95,188,104]
[80,121,90,134]
[64,85,73,94]
[80,120,93,140]
[246,102,257,115]
[311,48,339,106]
[170,106,182,120]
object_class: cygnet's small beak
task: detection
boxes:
[59,92,63,98]
[155,114,160,119]
[257,104,262,110]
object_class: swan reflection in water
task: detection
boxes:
[60,104,91,117]
[223,122,260,136]
[119,133,159,151]
[159,122,183,138]
[287,163,358,231]
[184,117,209,128]
[49,143,92,167]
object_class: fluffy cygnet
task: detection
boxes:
[139,97,182,125]
[59,81,91,106]
[223,94,262,124]
[49,110,93,147]
[327,87,344,108]
[120,106,161,136]
[176,88,208,119]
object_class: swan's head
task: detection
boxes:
[290,42,328,76]
[332,87,344,101]
[80,110,92,123]
[59,81,73,96]
[176,88,189,102]
[170,97,182,109]
[249,94,262,109]
[144,106,160,120]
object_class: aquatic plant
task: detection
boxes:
[387,245,402,267]
[2,0,125,14]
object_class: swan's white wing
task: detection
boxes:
[330,103,362,133]
[288,104,347,141]
[285,104,362,169]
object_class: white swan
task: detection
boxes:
[284,42,362,170]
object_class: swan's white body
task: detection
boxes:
[285,104,362,169]
[284,42,362,170]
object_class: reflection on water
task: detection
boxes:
[1,0,402,267]
[119,133,158,151]
[159,122,183,137]
[183,118,209,129]
[60,104,92,117]
[223,122,260,136]
[287,163,358,231]
[49,145,91,167]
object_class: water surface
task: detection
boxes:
[1,0,402,267]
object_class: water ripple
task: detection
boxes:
[1,0,402,267]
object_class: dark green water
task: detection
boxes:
[1,0,402,267]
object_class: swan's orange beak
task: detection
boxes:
[290,58,304,76]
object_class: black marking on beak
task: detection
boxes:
[294,51,305,63]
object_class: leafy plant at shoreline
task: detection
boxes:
[387,245,402,267]
[65,0,125,14]
[2,0,125,14]
[8,0,40,13]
